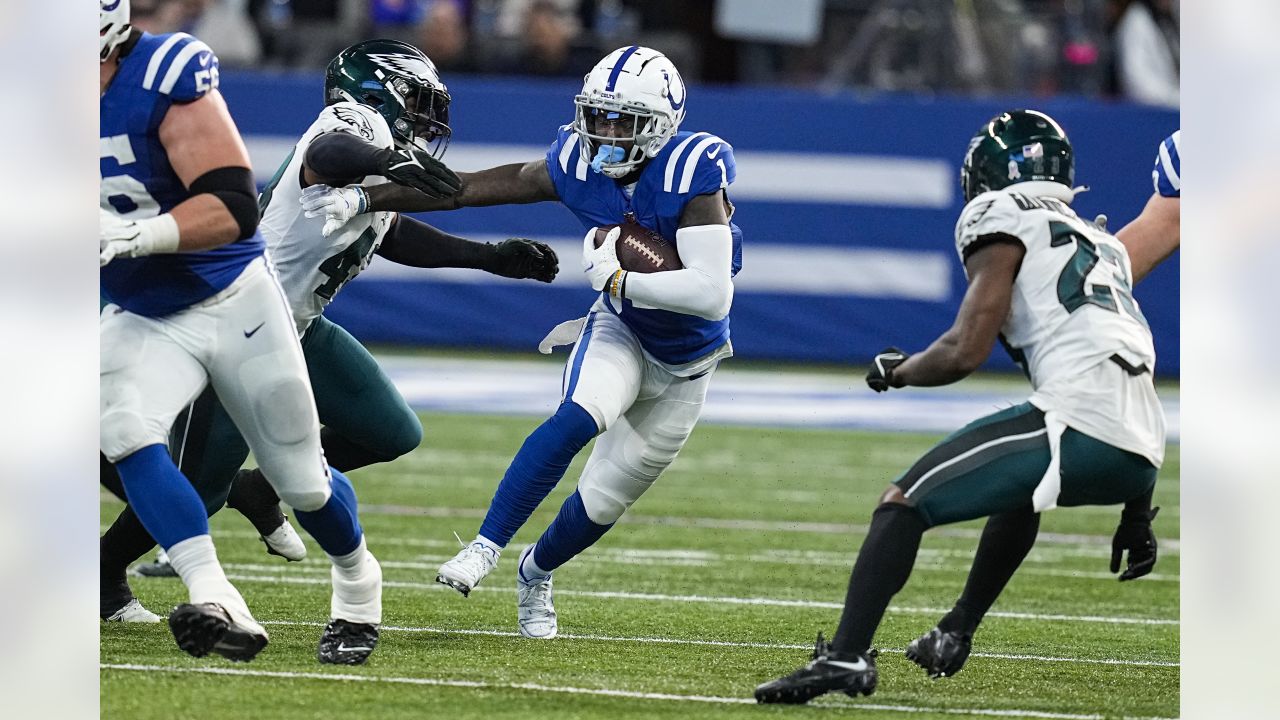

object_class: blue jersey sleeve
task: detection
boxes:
[545,124,586,197]
[675,136,735,197]
[141,33,219,102]
[1151,130,1180,198]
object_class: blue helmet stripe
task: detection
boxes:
[605,46,640,92]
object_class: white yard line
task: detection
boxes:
[100,663,1173,719]
[257,619,1180,668]
[220,570,1179,626]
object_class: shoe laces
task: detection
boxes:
[521,577,553,606]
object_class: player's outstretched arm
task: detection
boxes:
[605,192,734,321]
[888,240,1024,388]
[1116,193,1179,284]
[376,215,558,282]
[153,89,260,251]
[364,159,560,213]
[302,131,460,197]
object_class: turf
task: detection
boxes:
[101,412,1179,719]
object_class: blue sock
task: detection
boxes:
[478,402,598,547]
[531,490,613,573]
[114,444,209,549]
[294,468,363,557]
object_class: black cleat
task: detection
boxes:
[134,554,178,578]
[754,633,878,704]
[168,603,268,662]
[905,627,973,679]
[318,619,380,665]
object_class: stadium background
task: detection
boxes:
[144,0,1180,374]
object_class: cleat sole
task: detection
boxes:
[168,604,267,662]
[435,574,472,597]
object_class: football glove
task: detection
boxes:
[301,184,368,238]
[376,146,461,199]
[582,226,623,293]
[1110,506,1159,581]
[490,238,559,283]
[100,208,179,267]
[866,347,909,392]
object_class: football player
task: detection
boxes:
[310,45,741,639]
[100,0,384,663]
[99,38,559,637]
[1117,130,1180,283]
[754,110,1166,703]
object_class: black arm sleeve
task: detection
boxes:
[376,215,497,270]
[189,166,258,240]
[304,131,390,183]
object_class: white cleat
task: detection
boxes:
[516,546,557,639]
[103,598,163,623]
[436,542,498,597]
[261,517,307,562]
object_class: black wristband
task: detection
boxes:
[189,166,258,240]
[305,131,389,182]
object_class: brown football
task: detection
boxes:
[594,221,683,273]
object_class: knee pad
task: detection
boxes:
[253,375,317,446]
[275,477,331,512]
[100,402,160,462]
[578,458,654,525]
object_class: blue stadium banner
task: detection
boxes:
[224,72,1179,375]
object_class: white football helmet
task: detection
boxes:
[100,0,132,62]
[573,46,687,179]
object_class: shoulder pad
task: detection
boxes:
[319,102,389,144]
[140,33,219,101]
[1152,131,1181,198]
[661,133,734,195]
[955,191,1025,258]
[548,124,588,183]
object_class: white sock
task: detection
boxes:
[330,538,381,624]
[166,535,248,615]
[473,535,502,555]
[518,544,551,583]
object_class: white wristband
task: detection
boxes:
[136,213,181,255]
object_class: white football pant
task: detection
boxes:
[100,256,331,511]
[561,309,714,525]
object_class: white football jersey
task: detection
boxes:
[258,102,396,333]
[955,183,1165,467]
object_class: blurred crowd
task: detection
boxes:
[131,0,1179,107]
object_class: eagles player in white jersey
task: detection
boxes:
[756,110,1167,704]
[1118,130,1180,283]
[99,38,558,633]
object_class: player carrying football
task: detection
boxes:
[755,110,1166,703]
[310,45,742,639]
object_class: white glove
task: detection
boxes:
[301,183,369,238]
[581,225,622,293]
[100,208,179,267]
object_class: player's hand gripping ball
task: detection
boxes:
[595,220,683,273]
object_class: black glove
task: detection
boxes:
[376,147,462,199]
[866,347,909,392]
[1110,506,1159,581]
[489,238,559,283]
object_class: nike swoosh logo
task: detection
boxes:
[584,262,594,271]
[336,643,371,652]
[824,658,869,672]
[199,53,212,67]
[707,145,721,159]
[243,322,265,338]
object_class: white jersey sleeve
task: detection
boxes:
[257,102,398,333]
[953,189,1165,467]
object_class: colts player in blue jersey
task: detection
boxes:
[312,45,740,638]
[99,0,384,664]
[1118,130,1180,283]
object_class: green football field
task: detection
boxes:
[100,411,1179,720]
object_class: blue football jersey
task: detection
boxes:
[545,126,743,364]
[1151,130,1180,198]
[100,32,264,318]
